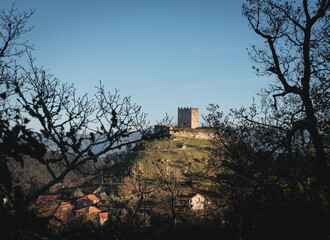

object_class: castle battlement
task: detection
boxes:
[178,107,198,110]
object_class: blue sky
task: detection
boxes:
[3,0,270,125]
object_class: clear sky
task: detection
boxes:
[2,0,270,125]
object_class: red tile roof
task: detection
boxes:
[76,194,100,202]
[99,212,109,220]
[75,206,102,213]
[59,202,72,208]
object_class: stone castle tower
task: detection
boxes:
[178,107,199,129]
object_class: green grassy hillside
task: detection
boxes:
[106,136,213,180]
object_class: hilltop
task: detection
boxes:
[105,135,213,180]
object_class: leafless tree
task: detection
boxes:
[0,5,44,221]
[156,113,175,126]
[0,4,34,110]
[242,0,329,187]
[199,1,329,238]
[12,57,149,204]
[119,162,157,228]
[153,159,183,226]
[0,4,150,212]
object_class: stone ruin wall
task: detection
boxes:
[154,125,214,140]
[154,107,212,140]
[170,127,213,140]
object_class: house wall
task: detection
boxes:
[190,194,205,210]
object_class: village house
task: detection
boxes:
[75,206,102,225]
[75,206,108,227]
[59,202,73,211]
[178,193,206,210]
[76,194,100,208]
[2,196,8,205]
[99,212,109,226]
[75,206,102,218]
